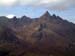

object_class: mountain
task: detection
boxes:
[0,11,75,56]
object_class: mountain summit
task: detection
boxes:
[42,11,51,17]
[40,11,51,20]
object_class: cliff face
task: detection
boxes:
[0,11,75,56]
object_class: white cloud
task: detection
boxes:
[0,0,75,10]
[0,0,17,6]
[18,0,35,5]
[6,14,15,18]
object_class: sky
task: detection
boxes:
[0,0,75,23]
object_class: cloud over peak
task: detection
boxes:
[0,0,75,10]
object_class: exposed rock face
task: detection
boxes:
[0,11,75,56]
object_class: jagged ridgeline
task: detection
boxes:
[0,11,75,56]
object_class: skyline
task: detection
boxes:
[0,0,75,23]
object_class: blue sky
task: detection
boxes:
[0,0,75,23]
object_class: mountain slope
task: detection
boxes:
[13,11,75,54]
[0,11,75,56]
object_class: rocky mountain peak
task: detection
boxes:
[12,16,17,21]
[41,11,51,18]
[21,15,28,19]
[21,15,31,21]
[39,11,52,22]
